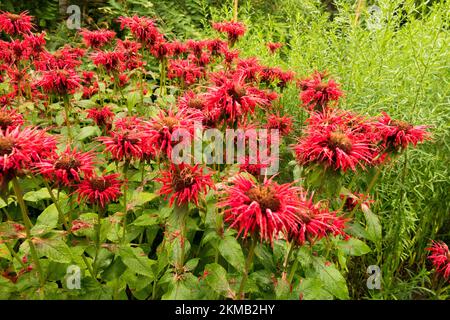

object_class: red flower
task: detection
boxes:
[157,163,214,207]
[91,50,125,73]
[266,114,293,136]
[204,72,276,125]
[118,16,163,47]
[219,175,302,243]
[76,173,122,208]
[292,194,347,245]
[0,11,34,36]
[298,71,343,110]
[0,126,56,181]
[212,21,246,46]
[238,155,275,177]
[86,106,114,131]
[169,41,188,56]
[0,106,24,131]
[37,67,81,95]
[35,146,95,186]
[150,40,173,60]
[0,39,31,65]
[375,112,430,152]
[427,241,450,280]
[293,124,373,172]
[23,32,46,54]
[147,109,200,158]
[115,40,143,70]
[168,59,203,86]
[186,40,207,56]
[35,46,84,70]
[79,29,116,49]
[340,192,374,212]
[266,42,283,54]
[98,127,153,162]
[205,39,228,56]
[259,67,295,89]
[114,116,145,131]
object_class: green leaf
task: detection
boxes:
[275,277,291,299]
[336,238,371,256]
[76,126,100,141]
[132,212,159,227]
[23,188,51,202]
[296,278,333,300]
[362,204,382,243]
[31,204,59,236]
[313,259,349,300]
[131,192,158,207]
[0,277,15,299]
[204,263,231,295]
[35,237,72,263]
[119,246,155,278]
[218,236,245,271]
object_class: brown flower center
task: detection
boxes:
[54,155,81,171]
[90,178,110,191]
[329,131,352,153]
[392,120,412,131]
[229,84,247,100]
[188,97,204,110]
[172,168,196,192]
[246,186,281,212]
[0,137,14,156]
[0,112,13,130]
[7,14,21,21]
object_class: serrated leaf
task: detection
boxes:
[35,237,72,263]
[313,259,349,300]
[296,278,334,300]
[119,246,155,278]
[218,236,245,271]
[131,192,158,207]
[31,204,59,235]
[336,238,371,256]
[362,204,382,243]
[204,263,231,295]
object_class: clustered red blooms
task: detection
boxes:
[427,241,450,281]
[0,12,433,256]
[157,163,214,207]
[219,175,347,244]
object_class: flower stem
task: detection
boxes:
[43,180,69,230]
[173,203,189,274]
[11,177,45,286]
[237,237,256,300]
[233,0,239,21]
[92,205,104,278]
[121,162,129,244]
[160,57,167,97]
[62,95,73,142]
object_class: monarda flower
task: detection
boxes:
[259,67,295,89]
[212,21,246,46]
[35,146,95,186]
[205,39,228,56]
[35,46,84,71]
[293,125,373,172]
[76,173,122,208]
[168,59,203,86]
[292,194,347,245]
[219,175,302,243]
[147,109,199,158]
[98,128,152,162]
[157,163,214,207]
[118,16,163,47]
[266,42,283,54]
[204,72,276,125]
[375,112,429,152]
[266,114,293,136]
[0,106,24,131]
[427,241,450,280]
[0,11,34,36]
[91,50,125,73]
[115,39,142,70]
[23,32,46,54]
[86,106,114,131]
[298,71,343,111]
[37,67,81,95]
[0,39,31,64]
[79,29,116,49]
[0,126,56,182]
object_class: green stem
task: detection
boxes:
[62,95,73,142]
[11,177,45,286]
[237,237,256,300]
[288,251,299,284]
[121,162,129,244]
[5,242,26,268]
[43,181,69,230]
[160,57,167,97]
[173,203,189,273]
[93,205,104,278]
